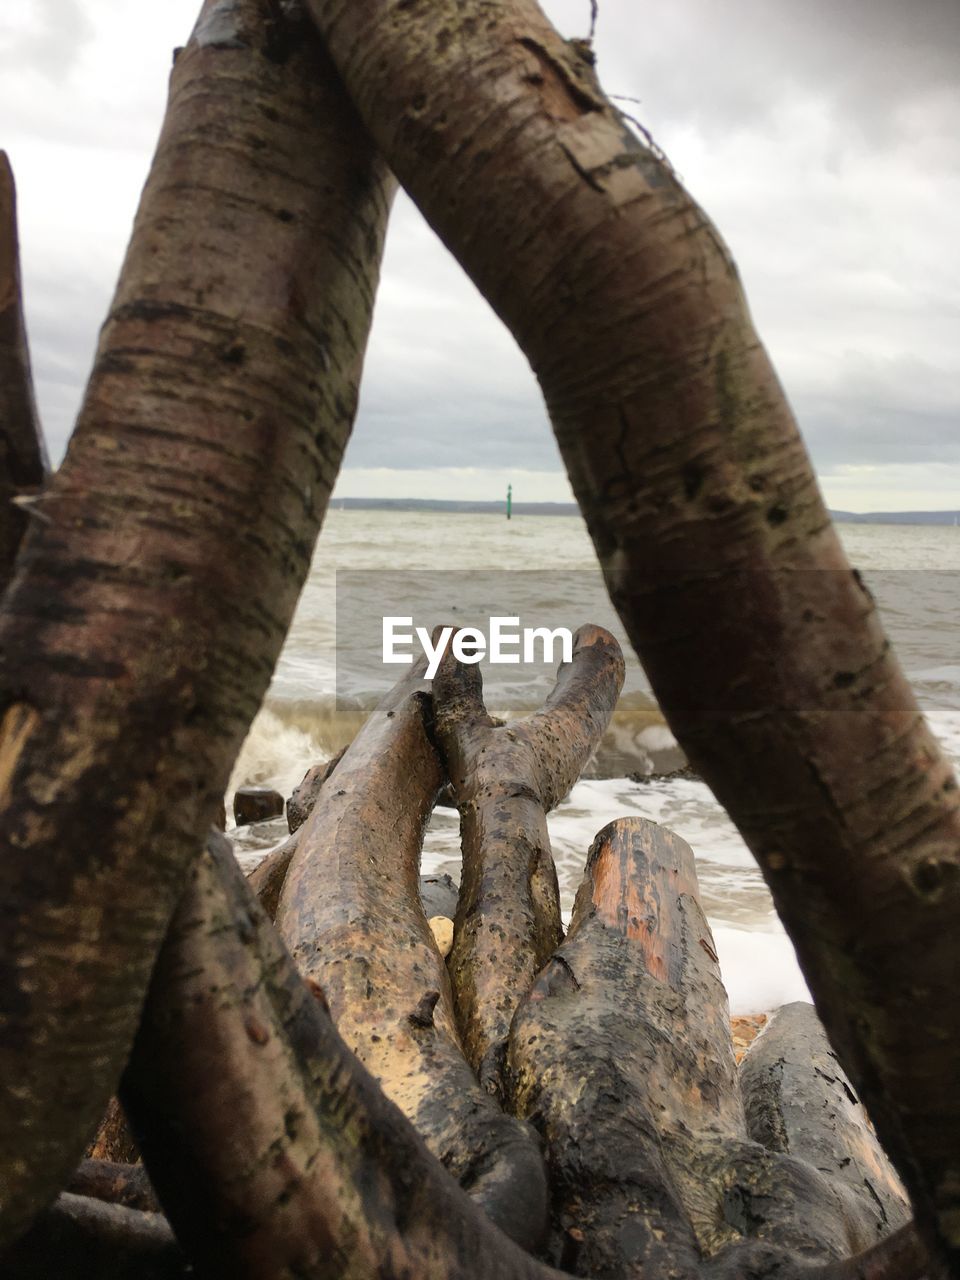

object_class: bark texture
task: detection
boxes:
[0,0,392,1245]
[507,818,892,1277]
[301,0,960,1260]
[124,831,563,1280]
[740,1002,909,1241]
[0,152,48,597]
[276,663,548,1249]
[434,623,624,1088]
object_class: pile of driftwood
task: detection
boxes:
[4,625,933,1279]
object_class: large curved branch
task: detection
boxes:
[123,831,563,1280]
[0,152,48,596]
[301,0,960,1262]
[0,0,392,1246]
[275,663,548,1249]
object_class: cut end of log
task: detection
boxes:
[572,816,713,991]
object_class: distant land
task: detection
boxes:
[331,498,960,526]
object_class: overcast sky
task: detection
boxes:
[2,0,957,511]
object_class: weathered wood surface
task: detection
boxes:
[434,623,624,1090]
[275,662,548,1248]
[123,831,564,1280]
[245,747,346,918]
[0,1193,185,1280]
[246,829,301,921]
[740,1002,910,1242]
[0,152,48,599]
[0,0,394,1245]
[507,817,890,1277]
[300,0,960,1260]
[286,747,345,832]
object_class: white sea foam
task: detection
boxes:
[229,511,960,1016]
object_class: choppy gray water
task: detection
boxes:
[230,512,960,1013]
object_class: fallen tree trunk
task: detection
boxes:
[0,0,393,1246]
[0,152,48,599]
[124,831,564,1280]
[0,1193,186,1280]
[740,1002,909,1243]
[300,1,960,1260]
[275,663,548,1249]
[120,826,933,1280]
[433,623,624,1090]
[507,817,889,1276]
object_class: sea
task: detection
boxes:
[228,511,960,1015]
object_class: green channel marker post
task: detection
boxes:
[506,483,512,520]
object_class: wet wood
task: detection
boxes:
[434,623,624,1090]
[123,831,562,1280]
[245,747,347,918]
[740,1002,910,1243]
[507,817,876,1276]
[275,663,548,1249]
[0,152,48,597]
[245,830,300,921]
[0,1193,185,1280]
[286,747,345,832]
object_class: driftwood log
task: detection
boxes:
[740,1002,910,1239]
[0,0,395,1245]
[122,831,563,1280]
[300,0,960,1260]
[275,661,548,1248]
[2,663,935,1279]
[507,817,911,1278]
[433,623,625,1091]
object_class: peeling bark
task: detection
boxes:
[124,831,563,1280]
[0,152,48,597]
[301,0,960,1260]
[434,623,624,1088]
[0,0,392,1245]
[275,663,548,1249]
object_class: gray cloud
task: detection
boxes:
[0,1,94,80]
[4,0,958,511]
